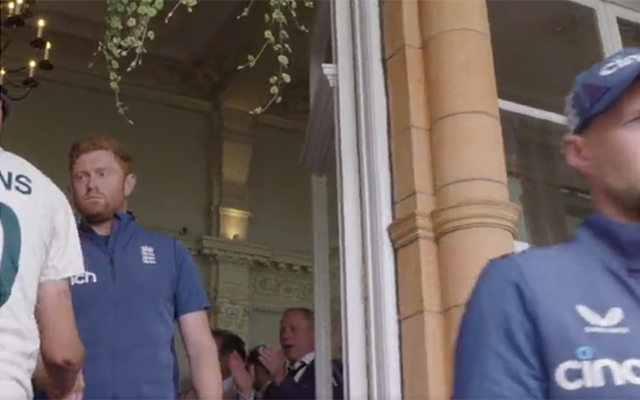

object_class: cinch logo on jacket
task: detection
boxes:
[555,346,640,390]
[70,271,98,286]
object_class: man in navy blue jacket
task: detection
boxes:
[35,136,222,400]
[257,308,344,400]
[453,48,640,399]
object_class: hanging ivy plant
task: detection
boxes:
[95,0,313,123]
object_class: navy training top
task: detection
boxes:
[453,214,640,399]
[62,211,209,399]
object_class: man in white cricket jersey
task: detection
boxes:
[0,94,85,399]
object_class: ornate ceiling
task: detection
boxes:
[33,0,312,115]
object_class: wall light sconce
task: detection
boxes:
[219,207,251,241]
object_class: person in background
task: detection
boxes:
[232,345,271,400]
[0,93,85,400]
[182,329,246,400]
[453,48,640,399]
[258,307,344,400]
[35,136,222,400]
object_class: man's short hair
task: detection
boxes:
[68,135,133,174]
[283,307,314,328]
[211,329,247,359]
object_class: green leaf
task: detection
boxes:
[277,55,289,66]
[127,17,136,27]
[147,30,155,40]
[281,73,291,83]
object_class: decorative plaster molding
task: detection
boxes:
[199,236,314,274]
[144,228,343,282]
[431,199,520,239]
[388,211,434,249]
[215,299,250,333]
[250,304,287,315]
[250,272,313,304]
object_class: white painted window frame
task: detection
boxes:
[328,1,640,396]
[499,0,640,249]
[330,0,402,399]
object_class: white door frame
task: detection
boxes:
[331,0,403,399]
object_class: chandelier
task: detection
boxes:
[0,0,54,101]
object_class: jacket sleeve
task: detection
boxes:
[452,256,546,400]
[263,377,315,400]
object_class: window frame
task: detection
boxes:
[496,0,639,247]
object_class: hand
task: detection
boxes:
[48,371,84,400]
[229,352,253,396]
[258,347,286,383]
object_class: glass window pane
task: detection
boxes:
[618,17,640,47]
[489,0,604,114]
[500,109,593,246]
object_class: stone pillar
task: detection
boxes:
[383,0,447,398]
[214,254,251,339]
[218,107,254,241]
[210,107,255,334]
[420,0,519,390]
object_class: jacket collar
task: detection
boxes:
[78,211,137,253]
[578,213,640,272]
[78,210,135,233]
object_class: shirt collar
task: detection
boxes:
[578,213,640,271]
[222,377,234,392]
[294,351,315,368]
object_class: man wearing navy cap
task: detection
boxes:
[453,48,640,399]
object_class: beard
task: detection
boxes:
[606,182,640,221]
[74,196,118,224]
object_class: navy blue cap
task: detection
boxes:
[566,47,640,133]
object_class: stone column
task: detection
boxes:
[383,0,447,398]
[213,254,252,339]
[218,107,254,241]
[210,107,255,334]
[420,0,519,390]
